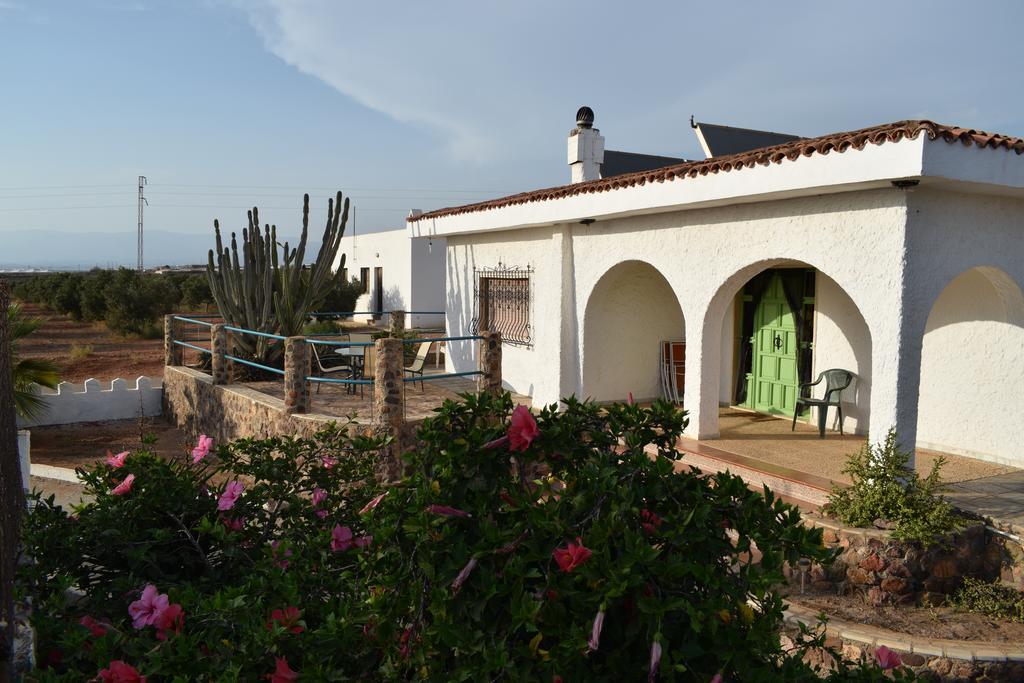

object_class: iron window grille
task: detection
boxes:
[471,264,533,346]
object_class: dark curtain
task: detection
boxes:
[733,270,774,405]
[778,269,811,397]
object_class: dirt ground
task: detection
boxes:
[784,588,1024,643]
[16,302,166,382]
[28,417,191,470]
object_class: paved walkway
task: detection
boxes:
[675,408,1024,530]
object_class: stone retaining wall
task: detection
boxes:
[784,602,1024,682]
[162,365,419,448]
[798,514,1005,605]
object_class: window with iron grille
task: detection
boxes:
[471,265,532,346]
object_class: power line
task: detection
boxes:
[148,183,509,193]
[0,191,136,199]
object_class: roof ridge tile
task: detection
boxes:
[410,120,1024,222]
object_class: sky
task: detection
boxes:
[2,0,1024,267]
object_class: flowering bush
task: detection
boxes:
[19,394,914,681]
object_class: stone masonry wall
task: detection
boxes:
[798,514,1004,606]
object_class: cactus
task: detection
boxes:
[206,192,348,363]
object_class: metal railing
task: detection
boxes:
[171,315,215,356]
[222,326,287,376]
[398,336,482,383]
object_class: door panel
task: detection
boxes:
[751,274,799,416]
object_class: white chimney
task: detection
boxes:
[567,106,604,183]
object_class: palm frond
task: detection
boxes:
[15,357,61,391]
[14,388,51,421]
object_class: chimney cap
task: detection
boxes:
[576,106,595,129]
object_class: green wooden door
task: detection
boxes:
[750,274,799,416]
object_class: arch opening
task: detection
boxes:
[917,266,1024,464]
[704,259,872,436]
[582,261,684,403]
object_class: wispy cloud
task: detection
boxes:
[233,1,1024,163]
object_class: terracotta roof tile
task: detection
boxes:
[409,120,1024,222]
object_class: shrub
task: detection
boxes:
[949,577,1024,623]
[68,344,93,361]
[19,395,910,681]
[824,429,963,545]
[313,276,364,318]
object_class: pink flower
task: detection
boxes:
[218,480,244,511]
[320,455,338,469]
[111,473,135,496]
[359,491,387,514]
[641,509,663,536]
[128,585,169,629]
[648,640,662,682]
[265,657,299,682]
[315,509,328,519]
[266,606,305,634]
[451,557,478,592]
[154,603,184,641]
[99,660,146,682]
[875,645,902,670]
[79,615,108,638]
[331,525,353,552]
[482,434,510,450]
[627,392,635,405]
[311,487,327,506]
[106,450,129,468]
[191,434,213,464]
[426,504,470,518]
[710,675,723,683]
[587,610,605,652]
[354,535,373,549]
[553,538,592,573]
[508,405,539,451]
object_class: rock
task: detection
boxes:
[887,561,912,578]
[842,643,863,661]
[846,567,876,585]
[873,518,898,530]
[920,591,946,607]
[866,587,887,606]
[880,576,909,594]
[859,553,886,572]
[822,529,839,544]
[928,657,953,676]
[901,653,926,667]
[931,557,958,578]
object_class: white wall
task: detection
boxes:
[445,225,564,403]
[18,377,162,428]
[917,268,1024,465]
[335,228,445,327]
[811,272,872,434]
[906,189,1024,466]
[409,236,446,328]
[582,261,684,402]
[447,190,908,438]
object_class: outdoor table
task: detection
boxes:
[334,347,365,394]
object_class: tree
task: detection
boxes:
[7,302,60,419]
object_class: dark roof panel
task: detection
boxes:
[694,122,803,157]
[602,150,691,178]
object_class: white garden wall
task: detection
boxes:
[18,377,162,428]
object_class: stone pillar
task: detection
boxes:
[283,336,309,414]
[477,331,503,395]
[389,310,406,334]
[211,323,228,385]
[373,337,405,481]
[164,314,182,366]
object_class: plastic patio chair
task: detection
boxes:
[404,341,433,391]
[791,369,854,438]
[310,339,354,395]
[358,344,377,399]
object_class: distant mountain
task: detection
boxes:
[0,229,306,271]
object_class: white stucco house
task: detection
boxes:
[333,226,446,328]
[408,110,1024,468]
